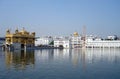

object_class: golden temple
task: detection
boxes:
[5,28,35,49]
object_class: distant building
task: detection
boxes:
[5,28,35,50]
[35,36,53,46]
[71,32,82,48]
[107,35,117,40]
[54,38,71,48]
[86,36,120,48]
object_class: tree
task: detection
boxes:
[49,41,54,45]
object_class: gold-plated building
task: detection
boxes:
[5,28,35,49]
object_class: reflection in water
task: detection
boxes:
[35,48,120,68]
[5,50,35,69]
[4,48,120,70]
[2,48,120,79]
[86,48,120,64]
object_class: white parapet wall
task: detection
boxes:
[86,40,120,48]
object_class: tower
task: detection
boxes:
[82,26,86,48]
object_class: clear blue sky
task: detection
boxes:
[0,0,120,37]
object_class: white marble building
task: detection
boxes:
[35,36,53,46]
[54,38,71,48]
[71,32,82,48]
[86,36,120,48]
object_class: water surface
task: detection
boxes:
[0,48,120,79]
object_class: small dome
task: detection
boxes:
[6,29,10,34]
[15,28,19,33]
[73,32,79,36]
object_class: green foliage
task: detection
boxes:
[49,41,54,45]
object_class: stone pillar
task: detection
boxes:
[24,44,26,50]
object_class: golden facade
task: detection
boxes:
[5,28,35,48]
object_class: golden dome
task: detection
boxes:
[20,30,27,33]
[20,28,29,34]
[73,32,79,37]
